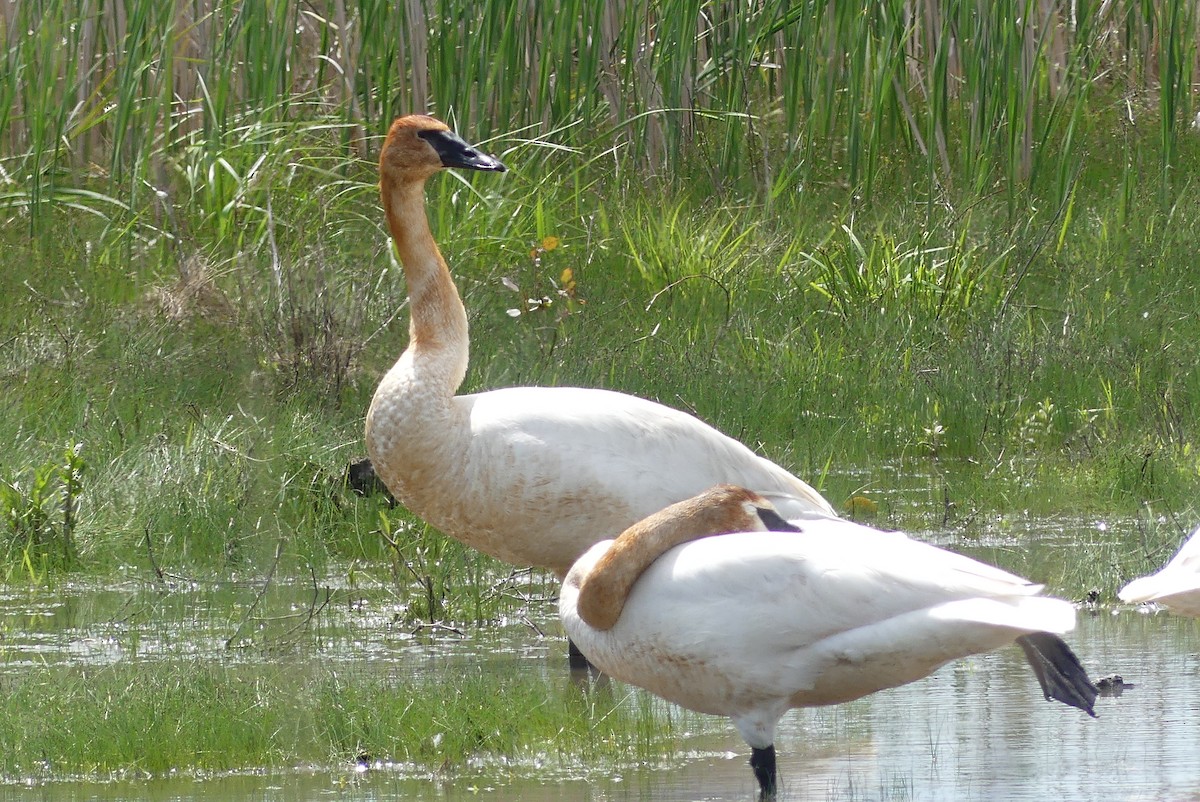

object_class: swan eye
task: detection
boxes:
[755,506,801,533]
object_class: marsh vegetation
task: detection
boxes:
[1,0,1199,792]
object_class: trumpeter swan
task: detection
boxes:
[365,115,834,582]
[1119,524,1200,617]
[561,485,1099,798]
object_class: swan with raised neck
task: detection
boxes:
[365,114,837,580]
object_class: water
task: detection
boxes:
[2,521,1199,801]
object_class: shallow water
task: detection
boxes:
[3,518,1200,801]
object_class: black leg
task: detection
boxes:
[566,638,610,692]
[568,638,592,671]
[750,744,777,798]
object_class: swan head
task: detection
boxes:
[667,484,802,536]
[380,115,507,184]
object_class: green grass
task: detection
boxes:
[0,660,677,780]
[2,137,1200,580]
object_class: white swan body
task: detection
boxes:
[1119,525,1200,617]
[365,116,834,578]
[371,382,832,576]
[566,525,1075,711]
[560,487,1097,797]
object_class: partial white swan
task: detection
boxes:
[365,116,834,582]
[1119,525,1200,617]
[561,485,1098,798]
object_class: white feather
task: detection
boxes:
[562,522,1080,753]
[1119,525,1200,617]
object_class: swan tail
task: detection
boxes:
[1015,632,1098,717]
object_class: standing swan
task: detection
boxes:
[1119,525,1200,617]
[365,115,835,581]
[561,485,1098,799]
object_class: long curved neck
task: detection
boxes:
[381,174,469,394]
[577,503,744,631]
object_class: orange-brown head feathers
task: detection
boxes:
[379,115,506,187]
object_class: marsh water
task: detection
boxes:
[3,516,1200,802]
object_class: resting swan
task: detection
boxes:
[560,485,1099,799]
[1119,524,1200,617]
[365,115,835,581]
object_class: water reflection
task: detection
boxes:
[769,612,1200,802]
[3,534,1200,800]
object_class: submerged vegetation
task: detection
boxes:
[1,0,1200,784]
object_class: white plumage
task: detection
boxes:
[560,486,1097,797]
[365,116,834,579]
[1119,525,1200,617]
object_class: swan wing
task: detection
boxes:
[450,386,834,572]
[648,531,1055,645]
[467,386,831,511]
[1119,526,1200,615]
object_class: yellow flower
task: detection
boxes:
[560,268,574,288]
[541,236,560,251]
[844,495,878,519]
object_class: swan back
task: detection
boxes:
[374,382,834,577]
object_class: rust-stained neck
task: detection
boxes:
[377,116,470,390]
[576,486,774,630]
[381,179,469,359]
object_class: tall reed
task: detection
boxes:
[2,0,1196,226]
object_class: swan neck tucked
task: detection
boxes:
[381,175,469,391]
[577,498,750,631]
